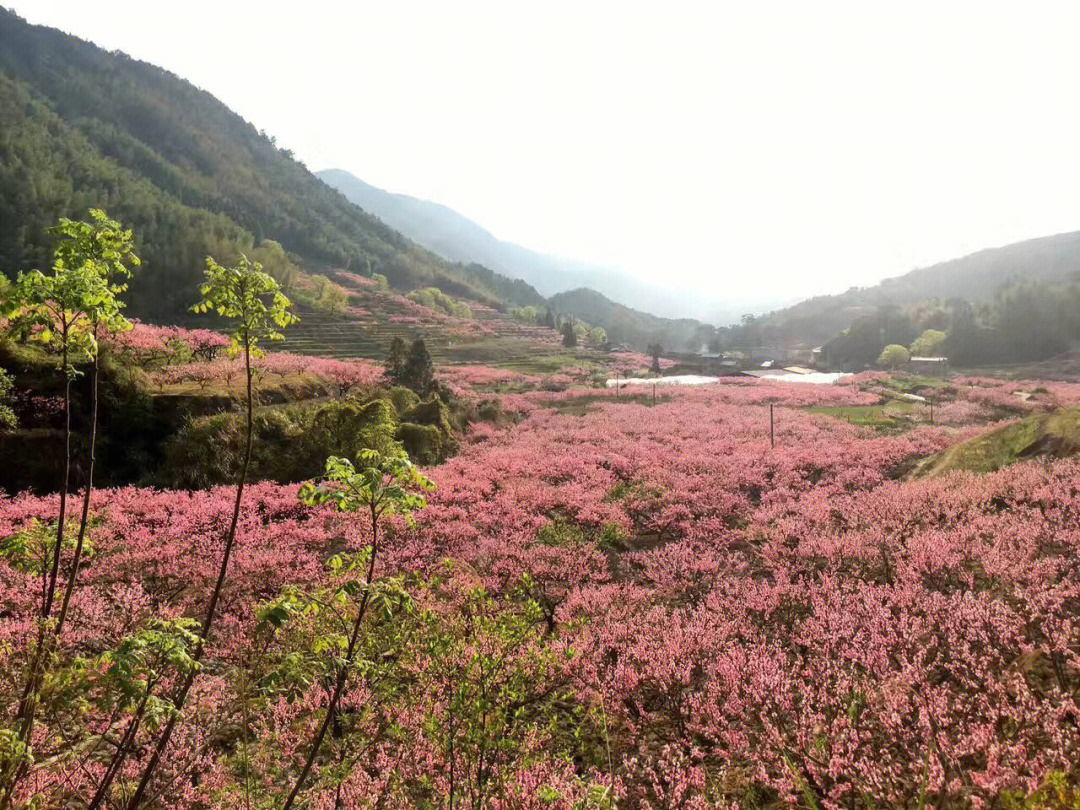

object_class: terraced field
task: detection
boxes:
[269,271,612,372]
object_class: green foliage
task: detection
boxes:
[387,385,421,416]
[0,11,543,317]
[162,399,404,488]
[877,344,910,369]
[406,339,436,395]
[244,560,423,800]
[299,449,433,522]
[0,518,87,578]
[191,254,298,357]
[476,397,502,424]
[910,328,947,356]
[11,209,139,368]
[407,286,472,318]
[415,580,582,809]
[397,397,459,465]
[647,342,663,374]
[913,407,1080,478]
[587,326,607,346]
[548,287,718,353]
[93,618,201,725]
[808,403,916,434]
[1000,771,1080,810]
[396,423,451,467]
[0,369,15,430]
[384,337,408,387]
[389,338,436,396]
[562,320,578,347]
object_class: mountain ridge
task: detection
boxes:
[0,7,543,316]
[318,168,752,324]
[756,229,1080,347]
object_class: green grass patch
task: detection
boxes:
[808,402,922,433]
[876,374,951,394]
[544,391,666,416]
[912,407,1080,477]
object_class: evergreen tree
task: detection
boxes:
[648,342,663,374]
[561,321,577,348]
[404,338,435,395]
[385,337,408,386]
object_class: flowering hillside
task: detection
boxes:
[2,371,1079,808]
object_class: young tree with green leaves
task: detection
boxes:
[53,211,138,636]
[117,254,297,810]
[85,619,202,810]
[282,450,432,810]
[419,579,582,810]
[323,284,348,316]
[877,343,910,369]
[0,210,138,810]
[909,328,947,357]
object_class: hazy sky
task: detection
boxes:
[16,1,1080,308]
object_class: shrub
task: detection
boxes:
[163,398,401,487]
[387,385,421,416]
[396,422,455,466]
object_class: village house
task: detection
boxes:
[908,356,949,376]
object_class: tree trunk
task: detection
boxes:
[44,335,72,617]
[281,505,380,810]
[56,350,100,637]
[119,340,256,810]
[0,336,73,810]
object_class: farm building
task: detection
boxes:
[908,356,949,376]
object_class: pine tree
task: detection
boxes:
[648,342,663,374]
[562,321,578,348]
[404,338,435,395]
[385,336,407,385]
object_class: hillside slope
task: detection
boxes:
[318,168,744,323]
[0,9,541,316]
[912,407,1080,477]
[548,287,714,352]
[759,231,1080,346]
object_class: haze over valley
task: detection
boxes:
[3,4,1080,809]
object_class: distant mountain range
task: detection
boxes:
[756,230,1080,346]
[0,8,723,352]
[7,6,1078,361]
[318,169,754,324]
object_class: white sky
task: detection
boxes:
[15,0,1080,309]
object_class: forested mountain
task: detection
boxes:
[721,230,1080,370]
[0,9,542,317]
[548,287,716,353]
[319,168,744,323]
[755,231,1080,348]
